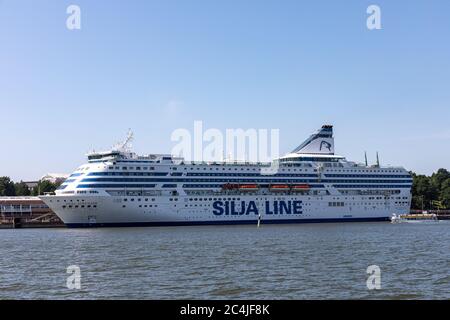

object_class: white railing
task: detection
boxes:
[0,196,41,200]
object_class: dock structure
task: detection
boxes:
[0,197,63,228]
[410,209,450,220]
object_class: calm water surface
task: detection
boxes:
[0,222,449,299]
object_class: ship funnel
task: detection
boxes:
[291,125,334,155]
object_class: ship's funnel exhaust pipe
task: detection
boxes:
[291,125,334,155]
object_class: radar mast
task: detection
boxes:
[113,129,134,152]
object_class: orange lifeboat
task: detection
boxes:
[222,183,239,190]
[269,184,290,191]
[239,184,259,191]
[291,184,310,191]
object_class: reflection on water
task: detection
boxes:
[0,222,449,299]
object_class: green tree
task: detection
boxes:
[14,181,31,196]
[431,169,450,192]
[32,180,61,196]
[0,176,16,196]
[440,178,450,208]
[411,173,438,210]
[411,169,450,210]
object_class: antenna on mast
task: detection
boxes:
[376,152,380,167]
[364,151,368,167]
[113,129,134,152]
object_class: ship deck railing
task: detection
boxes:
[183,160,273,167]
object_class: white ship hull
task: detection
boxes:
[41,193,407,227]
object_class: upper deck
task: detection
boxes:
[55,125,411,197]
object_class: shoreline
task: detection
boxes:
[0,222,65,229]
[1,212,449,229]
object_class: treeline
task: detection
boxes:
[411,169,450,210]
[0,177,62,197]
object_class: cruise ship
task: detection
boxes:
[40,125,412,227]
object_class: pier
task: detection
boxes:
[410,209,450,220]
[0,197,64,229]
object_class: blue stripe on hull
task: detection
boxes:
[65,217,390,228]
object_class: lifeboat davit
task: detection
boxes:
[291,184,310,191]
[269,184,290,191]
[239,184,259,191]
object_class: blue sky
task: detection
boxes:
[1,0,449,181]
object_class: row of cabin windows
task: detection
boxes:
[329,202,345,207]
[189,197,241,201]
[124,198,156,202]
[186,172,317,177]
[187,197,303,201]
[328,202,404,207]
[186,196,406,202]
[112,196,406,204]
[123,198,185,203]
[88,171,409,180]
[54,198,96,203]
[109,166,155,171]
[83,162,405,174]
[62,204,97,209]
[119,197,317,202]
[104,165,405,174]
[185,204,211,207]
[325,174,409,178]
[80,178,410,183]
[84,172,410,182]
[123,204,158,208]
[339,190,402,195]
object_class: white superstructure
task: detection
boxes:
[40,125,412,227]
